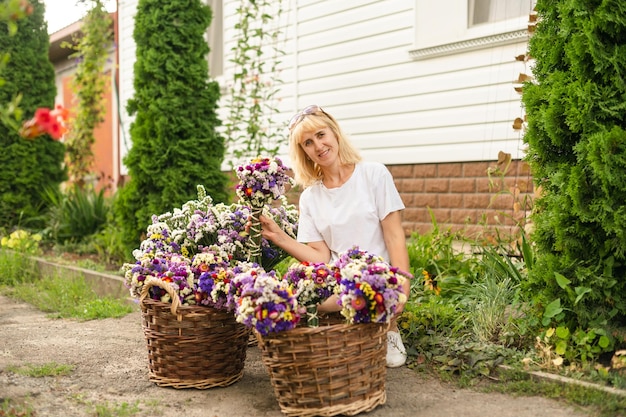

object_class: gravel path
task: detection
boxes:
[0,295,594,417]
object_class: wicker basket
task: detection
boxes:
[255,320,388,417]
[139,278,250,389]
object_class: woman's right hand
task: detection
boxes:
[258,214,283,244]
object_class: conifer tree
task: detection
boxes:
[523,0,626,338]
[115,0,227,246]
[0,0,66,229]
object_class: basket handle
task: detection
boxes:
[139,277,181,316]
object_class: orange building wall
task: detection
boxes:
[62,72,115,194]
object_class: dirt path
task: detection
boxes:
[0,295,595,417]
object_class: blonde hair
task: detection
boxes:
[288,109,361,187]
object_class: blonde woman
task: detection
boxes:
[259,105,412,367]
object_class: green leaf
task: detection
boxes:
[555,326,570,339]
[555,340,568,356]
[555,272,571,289]
[574,286,591,305]
[543,298,562,318]
[598,335,610,349]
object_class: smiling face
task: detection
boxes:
[299,126,339,168]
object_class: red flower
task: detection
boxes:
[374,292,384,305]
[351,296,367,311]
[35,108,52,128]
[19,104,69,140]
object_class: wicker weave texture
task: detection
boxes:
[256,323,387,417]
[140,278,249,389]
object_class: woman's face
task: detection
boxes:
[299,126,339,167]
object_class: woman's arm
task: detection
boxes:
[259,214,331,263]
[381,210,412,311]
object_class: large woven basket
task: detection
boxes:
[139,278,250,389]
[255,320,388,417]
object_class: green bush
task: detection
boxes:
[522,0,626,346]
[0,248,39,287]
[115,0,228,249]
[0,0,66,230]
[42,185,109,244]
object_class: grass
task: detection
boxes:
[400,226,626,416]
[6,362,74,377]
[483,367,626,417]
[0,249,133,320]
[92,401,141,417]
[0,399,36,417]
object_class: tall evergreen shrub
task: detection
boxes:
[0,0,66,230]
[115,0,227,247]
[523,0,626,335]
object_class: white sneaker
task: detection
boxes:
[386,331,407,368]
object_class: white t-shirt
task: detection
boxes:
[297,161,405,263]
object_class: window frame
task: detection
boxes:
[410,0,532,60]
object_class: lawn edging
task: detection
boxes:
[32,256,130,301]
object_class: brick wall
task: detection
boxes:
[388,159,534,240]
[274,157,534,241]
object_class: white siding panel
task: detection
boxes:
[296,59,526,102]
[297,1,411,40]
[297,29,410,66]
[361,139,526,165]
[118,0,531,167]
[117,0,139,175]
[298,0,412,38]
[354,123,523,149]
[342,102,521,136]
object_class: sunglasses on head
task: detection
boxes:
[288,105,325,130]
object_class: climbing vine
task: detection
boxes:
[224,0,286,166]
[63,0,112,188]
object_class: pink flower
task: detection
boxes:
[351,296,367,311]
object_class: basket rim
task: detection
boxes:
[255,321,389,338]
[139,277,184,315]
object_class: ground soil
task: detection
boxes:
[0,295,597,417]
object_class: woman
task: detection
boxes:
[259,105,412,367]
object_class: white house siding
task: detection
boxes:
[118,0,534,237]
[119,0,532,169]
[117,0,138,176]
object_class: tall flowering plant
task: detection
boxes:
[282,261,341,326]
[333,246,408,324]
[235,157,294,264]
[234,270,303,336]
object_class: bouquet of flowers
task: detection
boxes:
[333,246,408,324]
[234,157,295,265]
[282,261,340,326]
[148,185,298,270]
[192,247,235,310]
[123,252,196,305]
[282,261,340,306]
[235,156,294,207]
[234,270,303,336]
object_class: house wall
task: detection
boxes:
[389,159,533,239]
[219,0,531,165]
[117,0,535,237]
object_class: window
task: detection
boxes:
[468,0,533,27]
[411,0,534,59]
